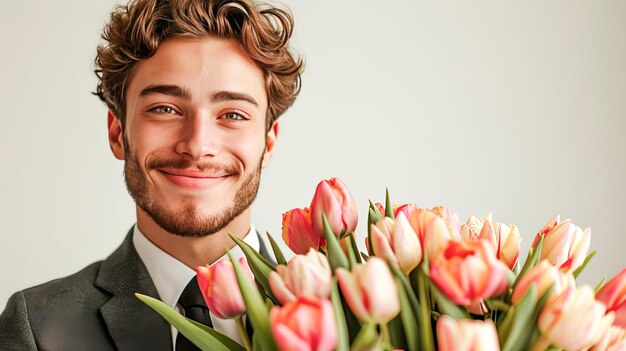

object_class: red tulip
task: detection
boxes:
[336,257,400,324]
[269,249,333,305]
[282,207,325,255]
[532,215,591,272]
[430,239,509,306]
[310,178,358,237]
[196,257,254,319]
[597,268,626,328]
[270,296,337,351]
[436,315,500,351]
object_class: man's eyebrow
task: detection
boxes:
[139,84,192,100]
[211,90,259,107]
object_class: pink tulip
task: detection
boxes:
[269,249,333,305]
[511,260,575,305]
[270,296,337,351]
[538,285,611,350]
[591,326,626,351]
[336,257,400,324]
[406,207,457,259]
[431,206,462,240]
[370,212,422,275]
[597,268,626,328]
[310,178,358,237]
[461,214,521,269]
[196,257,254,319]
[532,215,591,272]
[393,203,417,219]
[282,207,325,255]
[430,239,509,306]
[436,315,501,351]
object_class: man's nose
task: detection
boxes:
[175,113,220,160]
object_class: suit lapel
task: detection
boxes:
[95,229,172,351]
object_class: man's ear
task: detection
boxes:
[261,121,279,168]
[108,110,125,160]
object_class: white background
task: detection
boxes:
[1,0,625,307]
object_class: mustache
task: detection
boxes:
[146,156,241,175]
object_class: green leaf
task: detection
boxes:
[322,214,349,270]
[513,235,544,290]
[573,250,597,279]
[348,232,362,264]
[351,322,379,351]
[388,263,422,322]
[228,253,277,351]
[430,283,471,319]
[330,279,350,351]
[396,277,419,351]
[595,278,606,294]
[230,234,278,305]
[369,200,383,222]
[266,232,287,266]
[385,188,394,219]
[135,293,237,351]
[416,269,435,351]
[501,285,537,351]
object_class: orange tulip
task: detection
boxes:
[282,207,325,255]
[430,239,509,306]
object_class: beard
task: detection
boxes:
[122,137,262,237]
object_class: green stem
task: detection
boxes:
[380,322,390,346]
[528,335,551,351]
[236,316,252,351]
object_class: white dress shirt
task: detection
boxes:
[132,224,260,349]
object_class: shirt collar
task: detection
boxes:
[132,224,259,309]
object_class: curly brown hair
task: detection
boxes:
[94,0,303,130]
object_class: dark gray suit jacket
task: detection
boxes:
[0,229,272,350]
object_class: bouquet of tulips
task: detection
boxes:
[138,178,626,351]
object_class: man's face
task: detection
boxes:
[108,37,276,237]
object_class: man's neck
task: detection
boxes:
[135,207,252,269]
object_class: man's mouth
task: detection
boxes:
[157,168,231,189]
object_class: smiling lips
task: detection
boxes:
[158,168,230,189]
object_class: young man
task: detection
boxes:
[0,0,303,350]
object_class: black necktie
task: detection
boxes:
[176,276,213,351]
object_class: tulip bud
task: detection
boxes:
[310,178,358,237]
[431,206,462,240]
[336,257,400,324]
[538,285,611,351]
[461,213,521,269]
[406,207,456,259]
[533,215,591,272]
[394,203,417,220]
[436,315,501,351]
[590,325,626,351]
[511,260,575,305]
[270,296,337,351]
[269,249,333,305]
[430,239,509,306]
[596,268,626,328]
[282,207,325,255]
[371,212,422,275]
[196,257,254,319]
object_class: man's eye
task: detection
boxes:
[149,106,177,114]
[222,112,246,121]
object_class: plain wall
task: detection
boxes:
[1,0,625,307]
